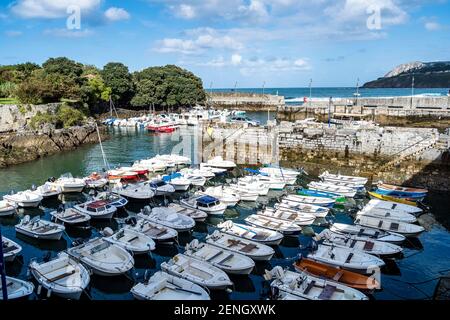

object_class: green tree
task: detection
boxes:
[101,62,134,107]
[80,76,112,112]
[42,57,83,81]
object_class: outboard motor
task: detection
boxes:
[72,238,85,247]
[124,217,137,226]
[269,286,280,300]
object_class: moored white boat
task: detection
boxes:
[154,154,191,166]
[93,192,128,208]
[0,200,18,216]
[199,163,227,175]
[357,207,417,224]
[206,231,274,261]
[131,271,210,300]
[180,168,215,180]
[15,216,65,240]
[2,236,22,262]
[160,253,233,290]
[226,184,259,201]
[257,208,316,226]
[319,171,368,185]
[217,221,284,246]
[3,190,43,208]
[203,156,236,170]
[180,195,227,216]
[125,218,178,243]
[181,173,207,186]
[112,182,155,201]
[29,252,90,300]
[0,277,34,300]
[307,244,385,274]
[83,172,108,189]
[276,201,329,218]
[266,267,367,300]
[365,199,422,215]
[74,200,117,220]
[103,227,155,254]
[196,186,240,207]
[283,194,335,207]
[139,206,195,232]
[50,207,91,225]
[185,240,255,275]
[259,166,301,180]
[354,216,425,237]
[32,182,62,198]
[316,229,403,256]
[330,223,405,244]
[245,214,302,235]
[240,173,286,190]
[148,180,176,196]
[162,173,191,191]
[67,238,134,276]
[233,180,269,196]
[50,174,86,193]
[308,181,357,197]
[167,203,208,222]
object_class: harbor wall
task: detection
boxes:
[208,92,284,111]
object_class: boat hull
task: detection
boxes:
[15,228,64,241]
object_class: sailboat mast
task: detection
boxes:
[95,122,110,170]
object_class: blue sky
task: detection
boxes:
[0,0,449,88]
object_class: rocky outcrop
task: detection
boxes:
[363,61,450,88]
[0,103,60,133]
[0,124,108,168]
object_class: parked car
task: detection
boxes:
[229,116,260,126]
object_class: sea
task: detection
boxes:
[1,93,449,301]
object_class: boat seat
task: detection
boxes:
[64,213,85,221]
[2,245,18,254]
[217,253,234,266]
[303,280,316,295]
[318,284,337,300]
[345,253,354,264]
[126,236,140,243]
[240,243,258,253]
[392,204,397,209]
[332,270,344,281]
[206,251,223,262]
[252,233,267,240]
[390,223,399,231]
[363,241,374,251]
[377,220,383,228]
[46,267,76,282]
[90,242,110,254]
[349,240,358,248]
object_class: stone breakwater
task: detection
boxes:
[0,124,108,168]
[0,103,60,133]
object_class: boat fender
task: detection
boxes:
[47,289,52,298]
[37,285,42,295]
[72,238,85,247]
[295,253,303,264]
[103,227,114,237]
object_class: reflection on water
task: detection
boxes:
[1,124,449,300]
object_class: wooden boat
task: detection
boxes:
[257,208,316,226]
[354,216,425,237]
[377,183,428,198]
[277,201,329,218]
[3,190,43,208]
[29,252,90,300]
[139,206,195,232]
[103,227,156,254]
[308,181,357,198]
[160,253,233,290]
[217,221,284,246]
[0,277,34,300]
[50,207,91,225]
[368,191,417,206]
[316,229,403,256]
[0,200,17,216]
[266,267,368,300]
[184,239,255,275]
[167,203,208,222]
[357,207,417,224]
[245,214,302,235]
[365,199,422,215]
[125,218,178,243]
[206,231,274,261]
[307,244,385,274]
[330,223,405,244]
[297,188,346,203]
[131,271,210,300]
[283,194,335,208]
[2,236,22,262]
[74,200,117,220]
[16,215,65,240]
[67,237,134,276]
[293,258,380,291]
[319,171,368,185]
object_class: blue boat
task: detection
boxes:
[373,188,426,200]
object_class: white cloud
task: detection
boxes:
[177,4,196,19]
[10,0,101,19]
[104,7,130,21]
[424,21,441,31]
[4,30,23,37]
[154,28,244,55]
[231,54,243,66]
[43,28,93,37]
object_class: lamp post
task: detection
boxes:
[0,225,8,301]
[328,97,332,128]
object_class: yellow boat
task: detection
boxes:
[368,191,417,207]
